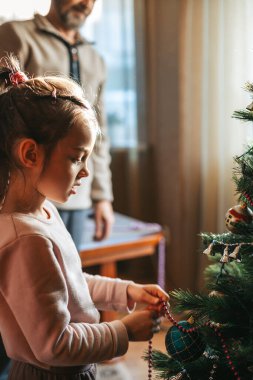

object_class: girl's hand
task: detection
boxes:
[127,283,169,312]
[121,310,158,341]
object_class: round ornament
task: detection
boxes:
[225,204,253,233]
[165,321,206,363]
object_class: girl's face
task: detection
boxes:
[37,118,96,203]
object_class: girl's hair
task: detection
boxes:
[0,55,99,203]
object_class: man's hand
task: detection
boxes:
[94,200,114,241]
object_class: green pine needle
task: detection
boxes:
[243,81,253,92]
[232,110,253,122]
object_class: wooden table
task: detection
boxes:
[79,213,167,320]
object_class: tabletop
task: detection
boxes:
[79,212,166,289]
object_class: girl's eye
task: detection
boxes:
[71,158,82,164]
[70,153,88,164]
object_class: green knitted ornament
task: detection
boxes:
[165,321,206,363]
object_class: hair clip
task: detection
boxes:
[51,87,57,99]
[9,71,28,86]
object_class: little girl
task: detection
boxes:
[0,56,169,380]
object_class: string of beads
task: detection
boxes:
[148,299,241,380]
[148,339,152,380]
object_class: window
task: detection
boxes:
[0,0,138,148]
[0,0,50,21]
[83,0,138,148]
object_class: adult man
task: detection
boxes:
[0,0,114,249]
[0,1,114,378]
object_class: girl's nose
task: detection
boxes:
[77,167,89,179]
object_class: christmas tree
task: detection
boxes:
[149,83,253,380]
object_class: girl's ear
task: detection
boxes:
[16,138,43,168]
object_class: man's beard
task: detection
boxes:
[60,10,86,30]
[55,1,89,30]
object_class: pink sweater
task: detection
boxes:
[0,201,131,369]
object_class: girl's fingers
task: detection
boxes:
[141,291,160,305]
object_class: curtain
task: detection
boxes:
[145,0,253,290]
[180,0,253,287]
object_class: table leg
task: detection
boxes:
[158,237,166,289]
[100,262,118,321]
[100,261,117,278]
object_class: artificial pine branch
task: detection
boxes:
[243,81,253,93]
[201,231,253,245]
[226,221,253,235]
[142,350,181,379]
[169,288,249,329]
[232,110,253,122]
[147,348,253,380]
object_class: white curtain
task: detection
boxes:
[180,0,253,286]
[145,0,253,290]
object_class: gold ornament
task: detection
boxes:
[246,101,253,111]
[170,373,183,380]
[209,290,224,297]
[203,242,213,255]
[187,316,195,325]
[220,245,229,263]
[229,244,241,262]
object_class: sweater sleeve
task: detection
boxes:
[84,273,135,312]
[0,235,128,366]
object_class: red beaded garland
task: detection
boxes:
[147,299,241,380]
[148,339,152,380]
